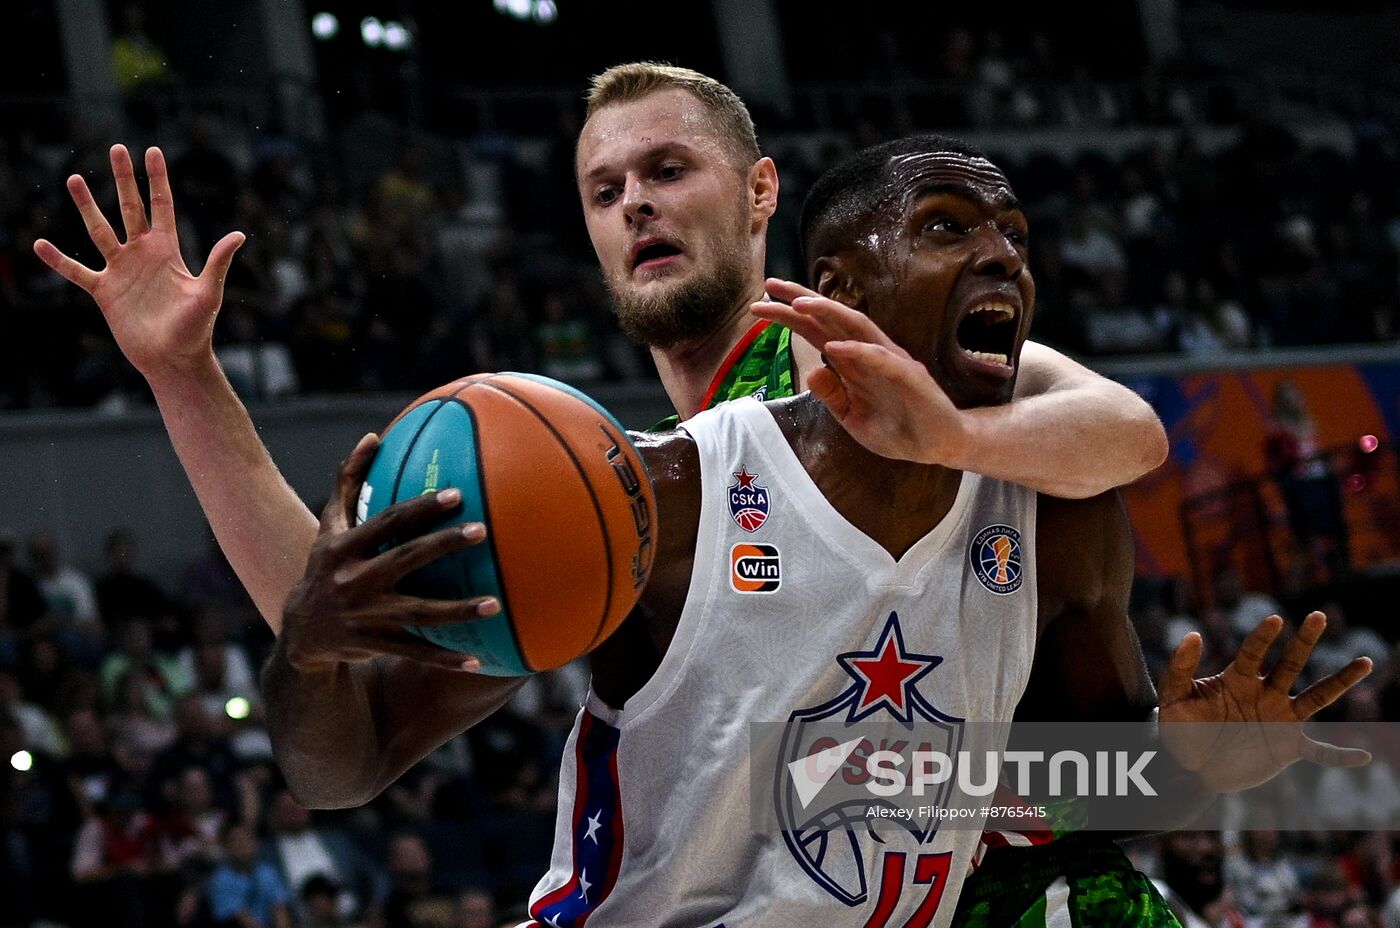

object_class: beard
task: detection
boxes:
[607,212,752,349]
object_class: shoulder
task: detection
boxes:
[631,429,701,604]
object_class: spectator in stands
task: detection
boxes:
[207,820,292,928]
[63,706,123,817]
[96,529,180,629]
[27,533,101,633]
[1264,380,1350,580]
[379,831,457,928]
[0,532,46,664]
[70,786,158,928]
[453,888,496,928]
[0,665,62,756]
[172,116,240,255]
[100,617,190,719]
[1301,863,1362,928]
[152,695,240,810]
[110,4,172,95]
[535,290,604,383]
[1225,829,1300,920]
[301,874,350,927]
[263,787,384,923]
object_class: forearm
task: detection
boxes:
[260,640,385,808]
[948,382,1166,498]
[147,357,318,631]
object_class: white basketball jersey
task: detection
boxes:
[525,398,1039,928]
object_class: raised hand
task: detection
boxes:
[280,433,501,675]
[1159,612,1373,793]
[32,144,245,383]
[752,277,968,465]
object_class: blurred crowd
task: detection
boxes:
[0,519,1394,927]
[0,106,1397,410]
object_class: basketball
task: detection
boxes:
[358,373,656,676]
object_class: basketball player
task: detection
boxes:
[32,65,1167,641]
[260,134,1371,928]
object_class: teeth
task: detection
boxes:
[966,350,1010,366]
[970,303,1015,321]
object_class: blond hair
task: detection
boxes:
[585,62,760,167]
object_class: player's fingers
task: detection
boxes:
[1227,615,1285,680]
[789,296,897,348]
[373,595,501,628]
[825,340,921,389]
[346,488,465,555]
[109,144,149,239]
[200,231,246,286]
[1299,736,1372,768]
[65,174,121,259]
[361,522,488,584]
[807,367,851,420]
[1159,631,1204,705]
[1293,657,1373,720]
[371,630,481,673]
[32,239,100,293]
[750,300,839,348]
[321,433,380,534]
[145,147,177,231]
[1266,610,1326,694]
[763,277,821,303]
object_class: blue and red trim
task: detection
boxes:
[529,711,626,927]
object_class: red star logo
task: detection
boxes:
[733,468,758,490]
[836,614,942,722]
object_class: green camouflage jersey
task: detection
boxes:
[647,321,797,432]
[645,318,1180,928]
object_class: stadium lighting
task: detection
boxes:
[496,0,554,23]
[9,750,31,773]
[225,697,251,721]
[383,20,411,50]
[360,16,385,46]
[1361,434,1379,453]
[311,12,339,40]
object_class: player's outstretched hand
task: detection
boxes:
[1158,612,1373,793]
[280,433,500,675]
[32,145,246,384]
[752,278,967,465]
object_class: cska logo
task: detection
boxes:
[727,467,770,532]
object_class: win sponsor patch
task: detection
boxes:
[731,543,781,593]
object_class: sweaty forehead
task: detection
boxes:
[885,151,1017,209]
[577,89,729,176]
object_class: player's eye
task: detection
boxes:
[596,186,619,206]
[1003,227,1028,246]
[658,163,685,181]
[923,216,965,235]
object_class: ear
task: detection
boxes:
[748,156,779,227]
[812,255,864,310]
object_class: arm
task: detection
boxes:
[753,279,1168,498]
[262,437,522,808]
[33,144,313,629]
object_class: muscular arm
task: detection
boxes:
[150,359,317,629]
[33,144,313,632]
[1023,491,1156,720]
[976,341,1167,499]
[264,431,701,808]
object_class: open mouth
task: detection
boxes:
[633,241,684,271]
[954,302,1018,369]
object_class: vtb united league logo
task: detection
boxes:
[728,467,770,532]
[776,614,961,919]
[970,525,1022,595]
